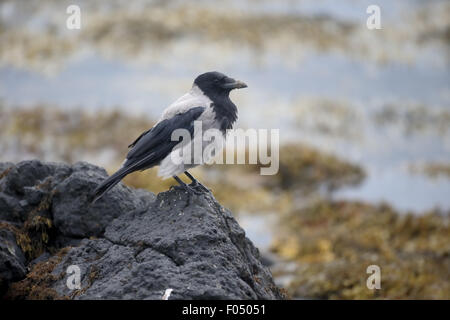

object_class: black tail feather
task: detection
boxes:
[90,167,130,204]
[90,151,160,204]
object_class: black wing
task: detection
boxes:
[128,128,151,148]
[90,106,205,203]
[124,106,205,171]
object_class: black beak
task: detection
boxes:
[222,78,248,90]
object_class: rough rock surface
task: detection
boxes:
[0,227,27,293]
[0,160,284,300]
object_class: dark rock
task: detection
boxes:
[0,162,14,174]
[1,160,70,196]
[0,160,154,237]
[0,159,156,297]
[29,251,52,267]
[0,227,27,294]
[0,160,284,300]
[51,162,154,238]
[0,161,72,224]
[50,190,283,299]
[23,186,46,205]
[0,193,23,223]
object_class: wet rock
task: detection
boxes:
[29,251,52,267]
[0,227,27,294]
[1,160,70,196]
[51,189,283,299]
[0,160,154,239]
[0,193,23,223]
[0,160,155,296]
[0,160,283,300]
[23,186,46,206]
[0,162,14,174]
[51,162,154,238]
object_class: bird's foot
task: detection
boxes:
[183,171,211,194]
[189,180,211,194]
[172,182,204,196]
[172,173,210,196]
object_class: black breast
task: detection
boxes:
[210,96,238,133]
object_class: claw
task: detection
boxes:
[190,181,210,194]
[185,183,205,195]
[174,181,203,195]
[172,173,210,196]
[184,171,211,194]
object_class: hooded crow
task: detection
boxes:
[91,71,247,203]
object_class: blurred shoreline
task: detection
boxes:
[1,0,449,299]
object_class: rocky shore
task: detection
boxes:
[0,160,285,300]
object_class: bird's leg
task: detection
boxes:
[171,175,203,195]
[173,175,186,187]
[184,171,210,193]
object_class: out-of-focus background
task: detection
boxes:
[0,0,449,299]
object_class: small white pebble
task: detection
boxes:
[162,288,173,300]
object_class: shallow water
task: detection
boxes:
[1,0,449,212]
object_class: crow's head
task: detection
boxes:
[194,71,247,98]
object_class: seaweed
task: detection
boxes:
[271,200,450,299]
[3,247,70,300]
